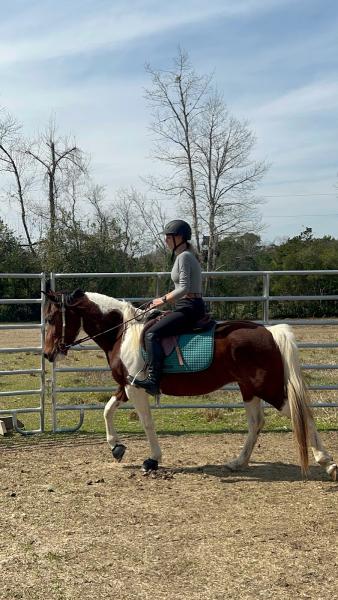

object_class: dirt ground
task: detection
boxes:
[1,432,337,600]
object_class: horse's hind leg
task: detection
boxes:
[308,419,337,481]
[225,396,265,471]
[281,400,337,481]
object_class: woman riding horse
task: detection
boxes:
[127,219,206,395]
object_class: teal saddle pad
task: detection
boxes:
[142,324,216,374]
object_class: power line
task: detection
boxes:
[262,193,337,198]
[265,214,338,218]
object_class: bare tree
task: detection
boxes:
[145,49,268,270]
[87,184,111,238]
[26,119,88,242]
[114,189,145,256]
[194,92,267,271]
[56,163,90,252]
[0,110,36,254]
[145,49,210,253]
[86,185,168,259]
[115,188,168,257]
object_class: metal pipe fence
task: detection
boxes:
[0,270,337,435]
[49,270,338,433]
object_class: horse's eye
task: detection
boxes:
[46,316,54,325]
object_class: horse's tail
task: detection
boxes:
[267,324,311,476]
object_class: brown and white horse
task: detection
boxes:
[44,289,337,480]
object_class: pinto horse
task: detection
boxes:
[44,288,337,481]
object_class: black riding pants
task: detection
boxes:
[146,298,206,341]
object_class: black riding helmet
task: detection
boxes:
[163,219,192,259]
[164,219,192,241]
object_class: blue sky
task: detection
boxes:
[0,0,337,243]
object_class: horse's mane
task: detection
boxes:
[85,292,144,351]
[85,292,142,320]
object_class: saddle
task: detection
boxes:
[141,311,217,373]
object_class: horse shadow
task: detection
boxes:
[177,461,338,485]
[124,461,337,485]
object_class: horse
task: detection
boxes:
[43,288,337,481]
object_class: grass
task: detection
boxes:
[0,323,337,441]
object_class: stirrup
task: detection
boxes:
[127,374,160,396]
[127,373,140,386]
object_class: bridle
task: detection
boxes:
[52,294,155,353]
[45,292,68,355]
[60,293,67,349]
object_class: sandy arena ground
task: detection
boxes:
[1,432,337,600]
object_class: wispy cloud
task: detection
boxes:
[253,80,338,119]
[0,0,295,66]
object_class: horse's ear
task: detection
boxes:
[44,287,59,303]
[68,288,85,306]
[43,280,54,297]
[73,288,84,299]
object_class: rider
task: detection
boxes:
[128,219,206,395]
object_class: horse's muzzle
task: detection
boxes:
[44,344,68,363]
[44,350,56,363]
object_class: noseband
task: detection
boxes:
[56,293,68,354]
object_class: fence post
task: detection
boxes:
[40,272,46,432]
[263,273,270,323]
[155,273,160,298]
[50,272,58,432]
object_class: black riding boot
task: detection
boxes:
[127,333,163,396]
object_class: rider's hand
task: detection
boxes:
[150,297,165,308]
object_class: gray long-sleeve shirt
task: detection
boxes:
[170,250,202,301]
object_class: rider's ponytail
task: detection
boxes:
[186,241,201,263]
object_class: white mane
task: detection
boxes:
[85,292,135,320]
[85,292,143,355]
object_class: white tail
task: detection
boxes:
[267,324,311,475]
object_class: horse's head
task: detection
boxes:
[44,288,84,362]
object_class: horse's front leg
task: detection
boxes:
[103,395,126,462]
[126,385,162,473]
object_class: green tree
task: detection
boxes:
[0,219,41,321]
[260,228,338,318]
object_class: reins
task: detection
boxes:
[57,299,155,351]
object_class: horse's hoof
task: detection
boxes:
[142,458,159,474]
[225,460,246,472]
[327,463,337,482]
[112,443,126,462]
